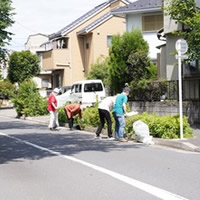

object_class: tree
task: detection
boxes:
[164,0,200,60]
[0,79,15,100]
[0,0,14,63]
[8,50,40,83]
[108,29,155,94]
[12,80,48,117]
[87,55,109,85]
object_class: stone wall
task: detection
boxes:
[128,101,200,125]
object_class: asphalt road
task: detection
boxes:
[0,116,199,200]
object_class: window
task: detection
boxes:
[86,42,89,49]
[75,84,81,93]
[107,35,112,47]
[71,85,75,93]
[41,79,49,88]
[72,84,82,93]
[84,83,103,92]
[55,74,61,87]
[56,38,68,49]
[142,14,163,31]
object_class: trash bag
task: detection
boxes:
[133,120,154,145]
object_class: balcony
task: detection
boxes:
[42,48,70,71]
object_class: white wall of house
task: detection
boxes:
[126,13,164,61]
[1,65,8,79]
[25,34,49,54]
[25,34,52,96]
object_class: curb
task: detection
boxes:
[153,138,200,152]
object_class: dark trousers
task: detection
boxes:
[64,108,74,129]
[96,109,112,137]
[68,117,74,129]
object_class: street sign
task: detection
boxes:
[175,54,188,60]
[175,39,188,140]
[175,39,188,55]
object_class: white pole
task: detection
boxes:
[178,50,184,139]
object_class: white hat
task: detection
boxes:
[53,88,60,94]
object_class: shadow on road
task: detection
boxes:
[0,120,144,165]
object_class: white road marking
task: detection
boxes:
[0,132,189,200]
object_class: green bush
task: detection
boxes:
[0,80,16,100]
[82,105,100,128]
[12,80,48,117]
[58,102,192,139]
[125,112,193,139]
[58,106,68,125]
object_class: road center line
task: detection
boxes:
[0,132,189,200]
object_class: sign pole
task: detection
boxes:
[175,39,188,139]
[178,50,183,140]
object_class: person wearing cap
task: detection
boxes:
[64,103,82,130]
[48,88,60,130]
[113,87,130,142]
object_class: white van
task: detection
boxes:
[69,80,106,105]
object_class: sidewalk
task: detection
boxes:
[0,107,200,152]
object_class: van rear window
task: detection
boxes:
[84,83,103,92]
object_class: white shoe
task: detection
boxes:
[108,137,115,140]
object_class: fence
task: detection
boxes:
[130,80,200,101]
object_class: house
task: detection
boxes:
[112,0,164,63]
[40,0,130,88]
[157,0,200,100]
[25,33,52,97]
[25,33,49,53]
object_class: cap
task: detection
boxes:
[123,87,131,92]
[53,88,60,94]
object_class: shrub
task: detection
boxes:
[58,106,68,125]
[87,55,110,86]
[82,105,100,128]
[12,80,48,117]
[0,79,16,100]
[125,112,193,139]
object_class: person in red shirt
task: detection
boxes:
[48,88,59,130]
[64,104,82,130]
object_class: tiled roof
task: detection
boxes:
[77,12,113,35]
[49,0,130,40]
[112,0,162,14]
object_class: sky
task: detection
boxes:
[7,0,107,51]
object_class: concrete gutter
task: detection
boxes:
[153,138,200,152]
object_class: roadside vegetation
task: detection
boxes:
[11,80,48,117]
[8,51,40,84]
[58,103,193,139]
[0,0,14,63]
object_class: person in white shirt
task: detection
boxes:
[96,96,116,138]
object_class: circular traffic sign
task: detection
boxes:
[175,39,188,54]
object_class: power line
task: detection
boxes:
[15,21,40,33]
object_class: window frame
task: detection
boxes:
[142,14,163,32]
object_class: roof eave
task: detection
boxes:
[77,14,113,35]
[60,0,130,37]
[112,7,162,15]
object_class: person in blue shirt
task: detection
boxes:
[113,87,130,142]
